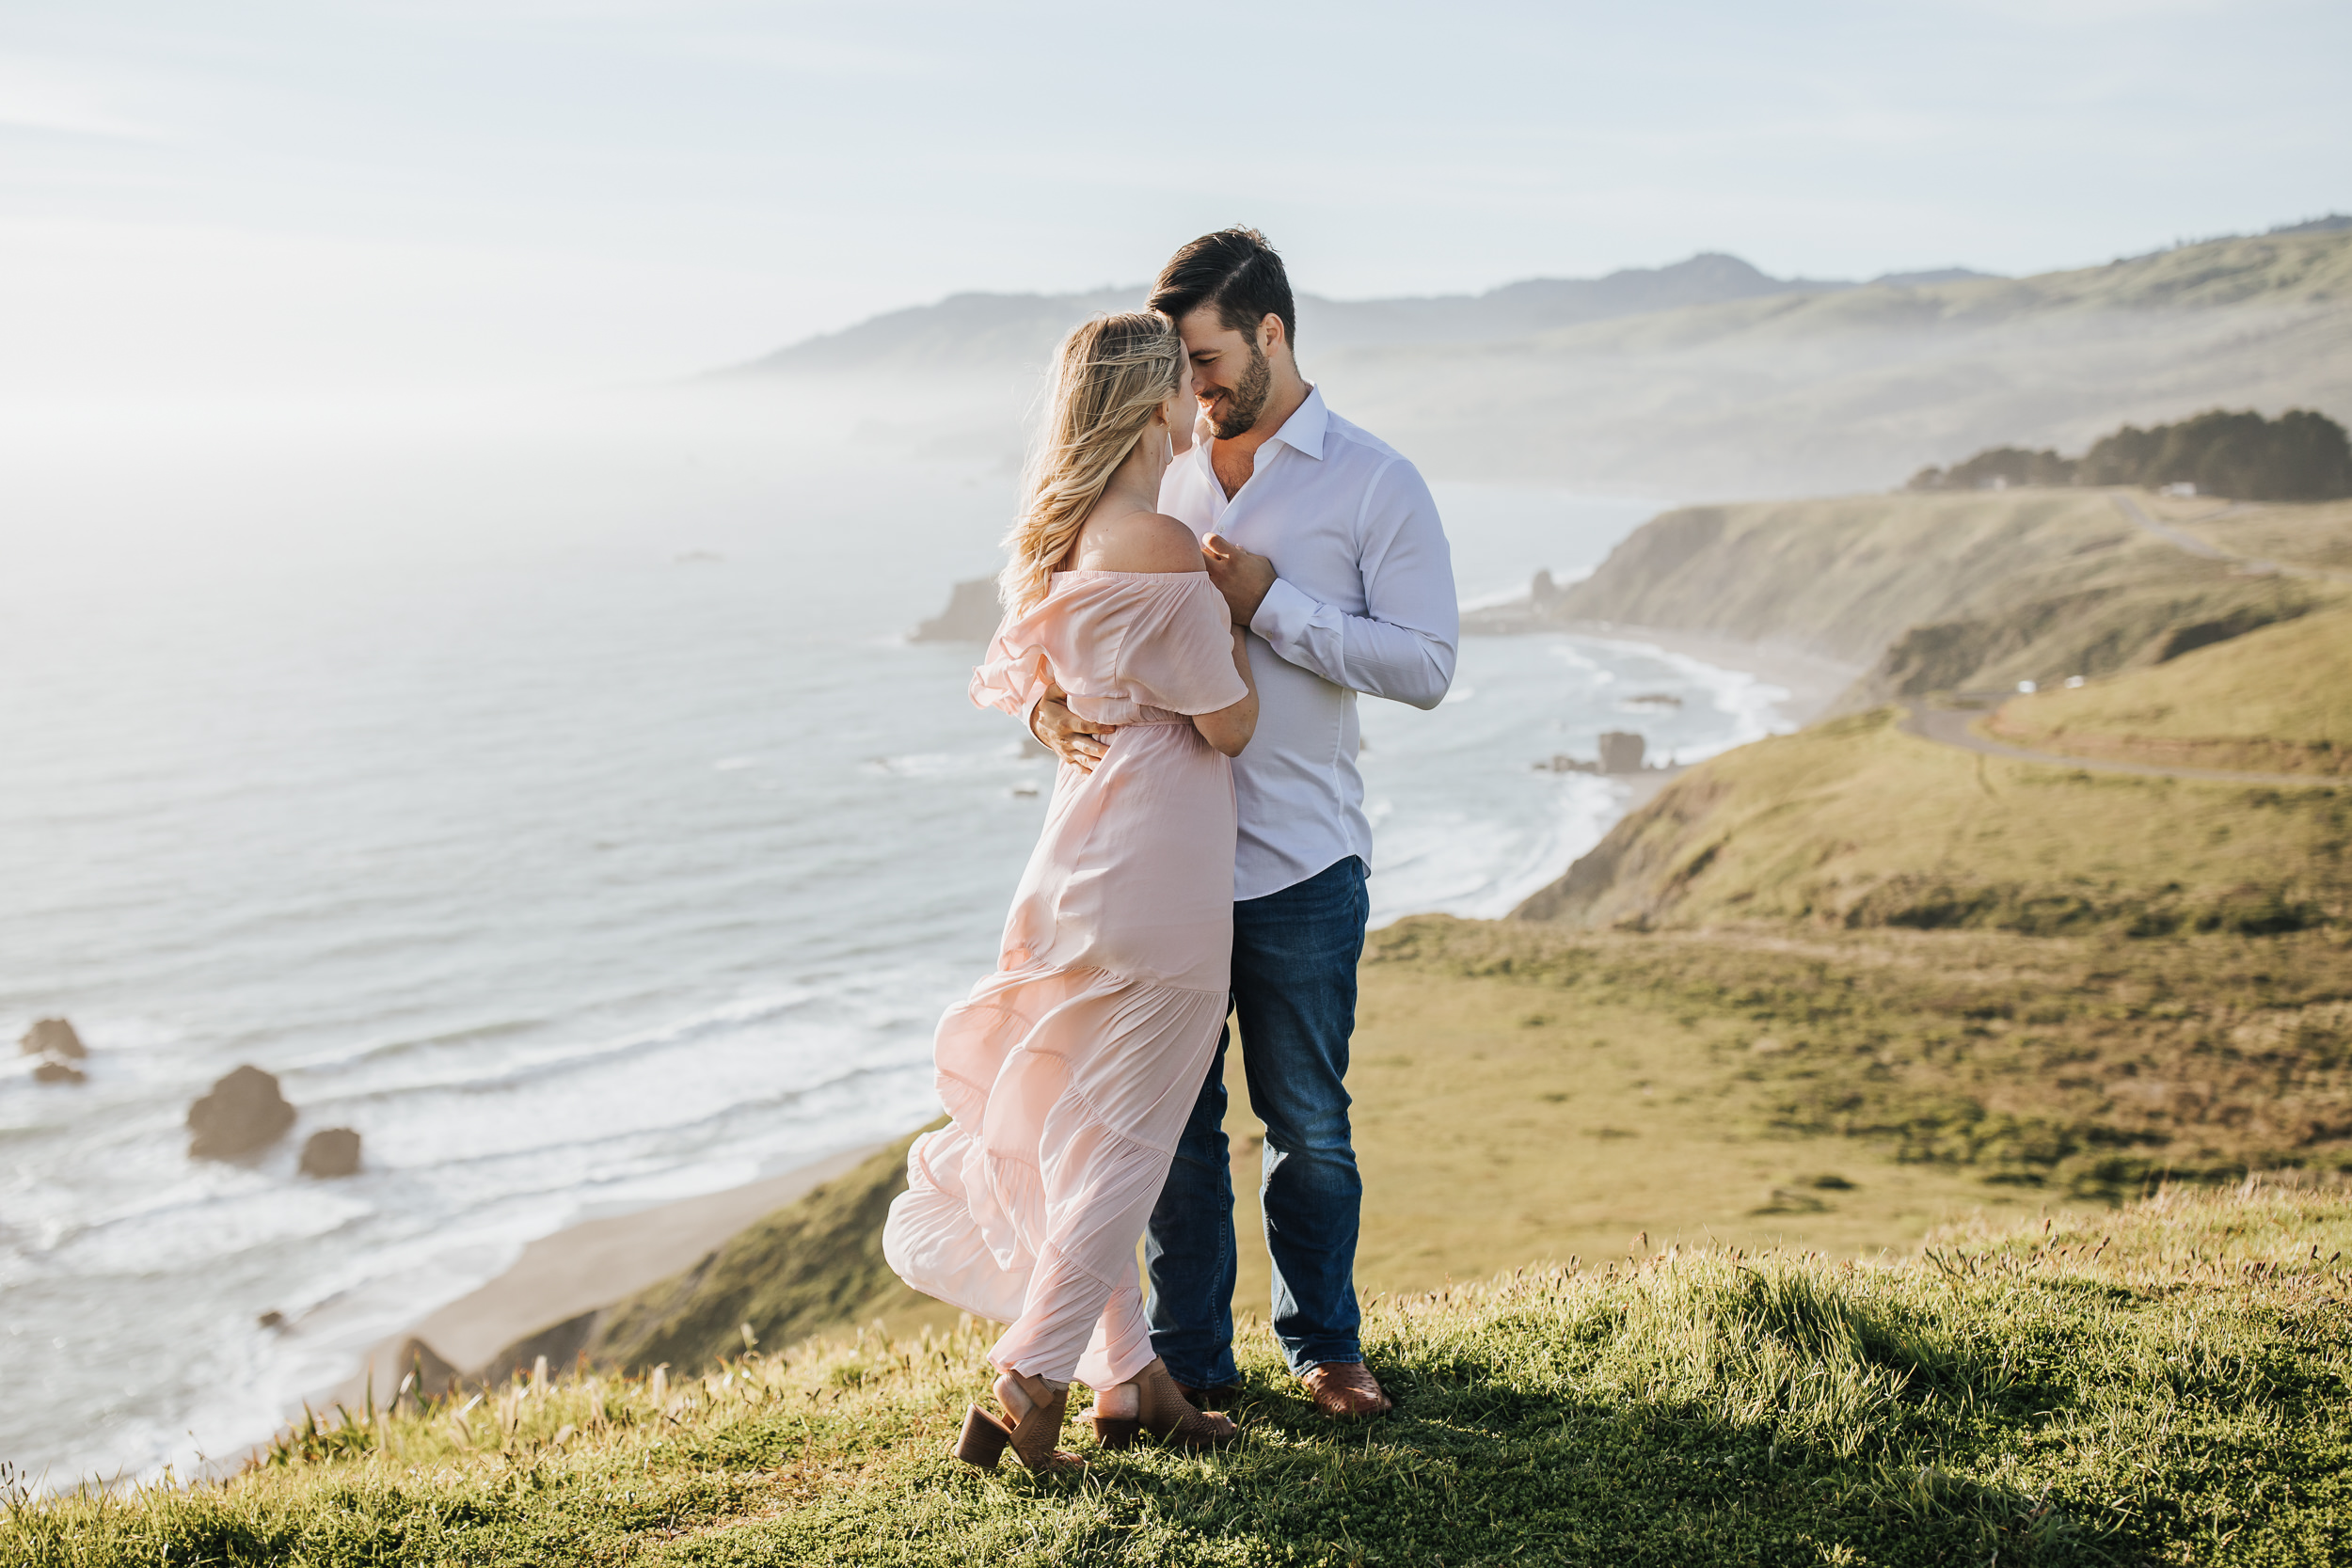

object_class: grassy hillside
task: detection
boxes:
[2175,494,2352,575]
[480,1130,946,1382]
[14,1185,2348,1566]
[1549,488,2137,663]
[1985,603,2352,774]
[1375,915,2352,1201]
[1555,488,2339,680]
[1523,486,2349,709]
[473,911,2351,1394]
[1512,706,2348,937]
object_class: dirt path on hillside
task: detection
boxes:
[2109,491,2352,584]
[1899,704,2338,788]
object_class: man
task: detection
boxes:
[1029,228,1456,1418]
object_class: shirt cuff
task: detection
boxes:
[1248,576,1319,651]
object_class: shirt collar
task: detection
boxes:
[1265,385,1327,461]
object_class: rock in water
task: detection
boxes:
[20,1018,86,1059]
[186,1065,296,1160]
[300,1127,363,1178]
[1597,731,1647,774]
[911,577,1004,641]
[33,1059,87,1085]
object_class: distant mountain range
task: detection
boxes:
[726,254,1998,376]
[716,217,2352,499]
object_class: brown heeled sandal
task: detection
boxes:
[1089,1412,1143,1449]
[1083,1358,1238,1450]
[956,1372,1085,1475]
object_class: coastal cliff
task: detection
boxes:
[1486,486,2344,714]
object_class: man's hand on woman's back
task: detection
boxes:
[1030,682,1117,774]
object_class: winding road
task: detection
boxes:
[2107,491,2352,585]
[1894,491,2347,788]
[1897,704,2337,789]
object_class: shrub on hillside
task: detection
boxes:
[1907,407,2352,499]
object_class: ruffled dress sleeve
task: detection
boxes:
[968,608,1047,718]
[1116,574,1248,715]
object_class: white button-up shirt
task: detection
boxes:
[1158,387,1457,900]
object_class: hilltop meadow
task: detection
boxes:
[10,490,2352,1564]
[8,1180,2347,1566]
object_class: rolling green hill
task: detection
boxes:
[1511,705,2347,936]
[1985,602,2352,775]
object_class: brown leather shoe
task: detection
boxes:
[1301,1362,1392,1418]
[1176,1382,1242,1412]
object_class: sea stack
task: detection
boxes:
[23,1017,89,1085]
[911,578,1004,641]
[186,1065,297,1160]
[1597,731,1647,774]
[299,1127,363,1178]
[20,1018,87,1059]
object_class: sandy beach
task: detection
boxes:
[337,1142,884,1404]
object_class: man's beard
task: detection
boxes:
[1206,341,1271,440]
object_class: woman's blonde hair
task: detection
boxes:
[999,311,1184,614]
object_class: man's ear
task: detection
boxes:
[1259,313,1284,356]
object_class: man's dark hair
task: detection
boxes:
[1150,228,1297,352]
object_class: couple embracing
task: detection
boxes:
[882,229,1457,1474]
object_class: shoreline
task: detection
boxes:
[334,1142,885,1406]
[332,630,1857,1406]
[1531,619,1864,730]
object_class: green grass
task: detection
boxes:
[512,1126,948,1382]
[10,1184,2348,1566]
[454,912,2351,1399]
[1513,706,2350,938]
[495,915,2352,1402]
[1987,603,2352,774]
[1365,917,2352,1208]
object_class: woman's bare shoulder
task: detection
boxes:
[1077,510,1207,575]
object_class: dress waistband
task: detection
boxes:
[1066,697,1193,727]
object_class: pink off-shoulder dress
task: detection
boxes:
[882,569,1248,1387]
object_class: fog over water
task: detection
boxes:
[0,389,1791,1484]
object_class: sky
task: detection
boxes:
[2,0,2346,395]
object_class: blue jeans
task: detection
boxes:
[1146,855,1370,1385]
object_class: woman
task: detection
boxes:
[882,312,1258,1475]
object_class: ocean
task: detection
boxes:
[0,389,1789,1485]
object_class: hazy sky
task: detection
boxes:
[4,0,2345,393]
